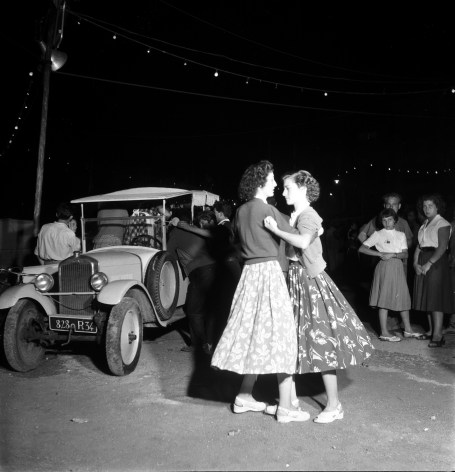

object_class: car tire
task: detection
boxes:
[145,251,180,321]
[3,299,45,372]
[105,296,143,376]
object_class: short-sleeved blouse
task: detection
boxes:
[418,214,451,248]
[363,228,407,253]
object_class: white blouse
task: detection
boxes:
[418,214,451,249]
[363,228,407,253]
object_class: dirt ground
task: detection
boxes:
[1,287,454,472]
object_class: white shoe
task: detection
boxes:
[313,404,344,424]
[264,399,300,416]
[232,397,267,414]
[276,406,310,423]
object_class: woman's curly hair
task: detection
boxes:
[238,160,274,202]
[281,170,320,203]
[417,193,446,216]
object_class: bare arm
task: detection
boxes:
[413,245,423,276]
[450,229,455,268]
[264,216,314,250]
[357,231,367,244]
[420,226,451,275]
[177,221,211,238]
[358,244,407,260]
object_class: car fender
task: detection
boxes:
[98,279,151,306]
[0,284,57,315]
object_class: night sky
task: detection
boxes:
[1,1,454,224]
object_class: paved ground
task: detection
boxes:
[1,282,454,472]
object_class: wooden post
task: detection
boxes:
[33,1,62,236]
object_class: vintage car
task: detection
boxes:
[0,187,219,376]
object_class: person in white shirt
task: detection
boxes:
[359,208,423,342]
[412,194,454,347]
[34,202,81,264]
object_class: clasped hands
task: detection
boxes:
[379,253,395,261]
[414,261,432,276]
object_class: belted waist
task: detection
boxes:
[420,247,437,252]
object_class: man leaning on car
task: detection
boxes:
[34,202,81,264]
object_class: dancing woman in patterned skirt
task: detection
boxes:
[211,160,310,423]
[264,170,375,423]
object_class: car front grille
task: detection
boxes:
[59,255,98,315]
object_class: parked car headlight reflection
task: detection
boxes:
[34,273,54,292]
[90,272,108,292]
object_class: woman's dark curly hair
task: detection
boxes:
[238,160,274,202]
[417,193,446,215]
[281,170,320,203]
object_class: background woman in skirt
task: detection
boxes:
[358,208,422,342]
[264,170,374,424]
[412,194,454,347]
[211,160,310,423]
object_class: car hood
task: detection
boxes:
[88,247,160,272]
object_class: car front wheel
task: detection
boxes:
[105,296,143,376]
[3,299,46,372]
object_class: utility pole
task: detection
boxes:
[33,0,66,236]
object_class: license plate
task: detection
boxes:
[49,316,98,334]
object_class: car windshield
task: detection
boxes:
[76,195,192,252]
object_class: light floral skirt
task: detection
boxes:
[211,261,297,374]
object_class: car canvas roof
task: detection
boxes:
[71,187,193,204]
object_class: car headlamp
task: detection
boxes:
[90,272,108,292]
[34,273,54,292]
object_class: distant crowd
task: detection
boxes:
[320,192,455,343]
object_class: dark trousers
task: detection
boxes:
[186,264,217,348]
[209,258,242,348]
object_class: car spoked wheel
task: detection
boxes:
[4,299,46,372]
[105,297,143,376]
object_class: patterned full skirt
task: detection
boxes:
[369,258,411,311]
[211,260,297,375]
[288,262,374,374]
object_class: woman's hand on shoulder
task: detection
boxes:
[264,216,278,232]
[178,221,190,230]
